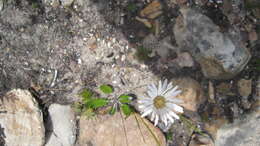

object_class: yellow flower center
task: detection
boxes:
[153,96,166,109]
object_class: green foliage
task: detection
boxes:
[109,106,116,115]
[166,132,173,141]
[119,94,132,103]
[82,108,95,117]
[86,98,109,109]
[80,89,93,103]
[126,3,138,13]
[120,104,133,117]
[253,58,260,71]
[100,85,114,94]
[75,86,134,118]
[135,46,152,61]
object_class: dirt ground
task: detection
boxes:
[0,0,259,145]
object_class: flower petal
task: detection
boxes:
[166,113,174,123]
[141,109,153,117]
[151,111,155,121]
[162,114,168,126]
[161,82,173,95]
[147,84,156,92]
[164,89,181,98]
[162,79,168,92]
[154,115,159,126]
[172,104,183,113]
[147,90,156,98]
[166,98,183,104]
[158,80,162,95]
[168,110,180,119]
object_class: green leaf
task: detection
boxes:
[86,98,109,109]
[100,85,113,94]
[79,89,93,103]
[109,106,116,115]
[82,108,95,118]
[119,94,132,103]
[166,132,173,141]
[120,104,133,117]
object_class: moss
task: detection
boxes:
[135,46,152,61]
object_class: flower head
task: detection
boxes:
[138,79,183,126]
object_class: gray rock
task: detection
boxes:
[45,104,76,146]
[0,0,4,11]
[174,8,251,79]
[215,110,260,146]
[60,0,74,6]
[0,89,45,146]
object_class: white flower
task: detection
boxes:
[138,79,183,126]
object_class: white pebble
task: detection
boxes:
[121,55,126,61]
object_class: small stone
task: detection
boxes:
[78,113,166,146]
[51,0,60,7]
[208,81,215,102]
[189,134,214,146]
[60,0,74,7]
[172,77,206,112]
[248,30,258,42]
[45,104,76,146]
[135,16,152,28]
[140,1,162,19]
[0,89,45,146]
[0,0,4,11]
[216,82,235,96]
[237,79,252,97]
[173,52,194,68]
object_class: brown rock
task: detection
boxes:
[0,89,45,146]
[189,134,214,146]
[172,77,206,112]
[216,82,235,96]
[77,113,166,146]
[140,1,162,19]
[237,79,252,97]
[208,81,215,103]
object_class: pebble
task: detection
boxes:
[0,0,3,11]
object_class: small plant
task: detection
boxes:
[74,85,134,118]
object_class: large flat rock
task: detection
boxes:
[0,89,45,146]
[78,113,166,146]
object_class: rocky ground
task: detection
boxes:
[0,0,259,146]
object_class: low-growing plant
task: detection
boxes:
[74,85,134,118]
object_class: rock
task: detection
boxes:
[0,0,4,11]
[77,113,166,146]
[216,82,236,96]
[208,81,215,103]
[252,76,260,110]
[45,104,76,146]
[189,134,214,146]
[237,79,252,97]
[215,110,260,146]
[172,77,206,112]
[60,0,74,7]
[167,119,193,146]
[174,8,251,79]
[140,1,162,19]
[0,89,45,146]
[173,52,195,68]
